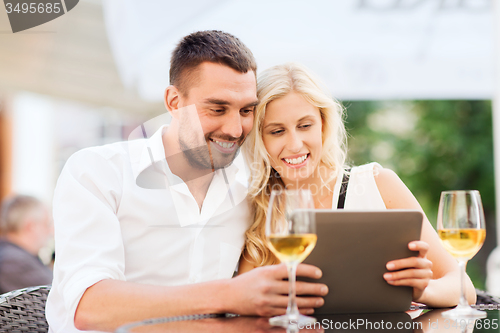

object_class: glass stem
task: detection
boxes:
[286,262,299,319]
[458,260,469,307]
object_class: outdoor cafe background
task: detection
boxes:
[0,0,498,294]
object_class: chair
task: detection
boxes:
[0,285,50,333]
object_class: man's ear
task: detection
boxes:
[164,85,181,119]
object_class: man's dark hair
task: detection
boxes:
[170,30,257,95]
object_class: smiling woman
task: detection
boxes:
[240,62,477,308]
[262,92,325,188]
[243,62,347,223]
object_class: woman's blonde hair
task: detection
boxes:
[242,62,348,266]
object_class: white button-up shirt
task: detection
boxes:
[46,125,251,333]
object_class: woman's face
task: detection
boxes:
[262,92,323,186]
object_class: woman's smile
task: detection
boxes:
[282,153,310,168]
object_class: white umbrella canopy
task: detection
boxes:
[103,0,494,102]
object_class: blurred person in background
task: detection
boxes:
[0,195,53,294]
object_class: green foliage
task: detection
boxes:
[343,100,496,290]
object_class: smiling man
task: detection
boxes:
[162,61,257,209]
[45,31,327,333]
[171,63,256,171]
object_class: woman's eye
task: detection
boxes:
[299,124,312,129]
[270,129,284,135]
[212,109,225,113]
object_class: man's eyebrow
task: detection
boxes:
[203,98,230,105]
[203,99,259,108]
[263,115,314,130]
[244,100,259,108]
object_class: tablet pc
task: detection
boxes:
[300,210,423,314]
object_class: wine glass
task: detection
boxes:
[437,190,487,319]
[266,189,317,327]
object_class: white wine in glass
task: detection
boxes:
[437,190,486,319]
[268,234,317,264]
[266,189,317,327]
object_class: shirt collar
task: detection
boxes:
[138,124,168,171]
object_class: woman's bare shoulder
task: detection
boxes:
[372,166,420,209]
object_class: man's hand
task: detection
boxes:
[383,240,433,302]
[225,263,328,317]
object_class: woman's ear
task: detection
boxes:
[164,86,181,119]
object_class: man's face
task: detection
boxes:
[177,62,258,170]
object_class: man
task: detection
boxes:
[46,31,327,332]
[0,195,53,294]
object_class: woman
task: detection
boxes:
[240,62,475,307]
